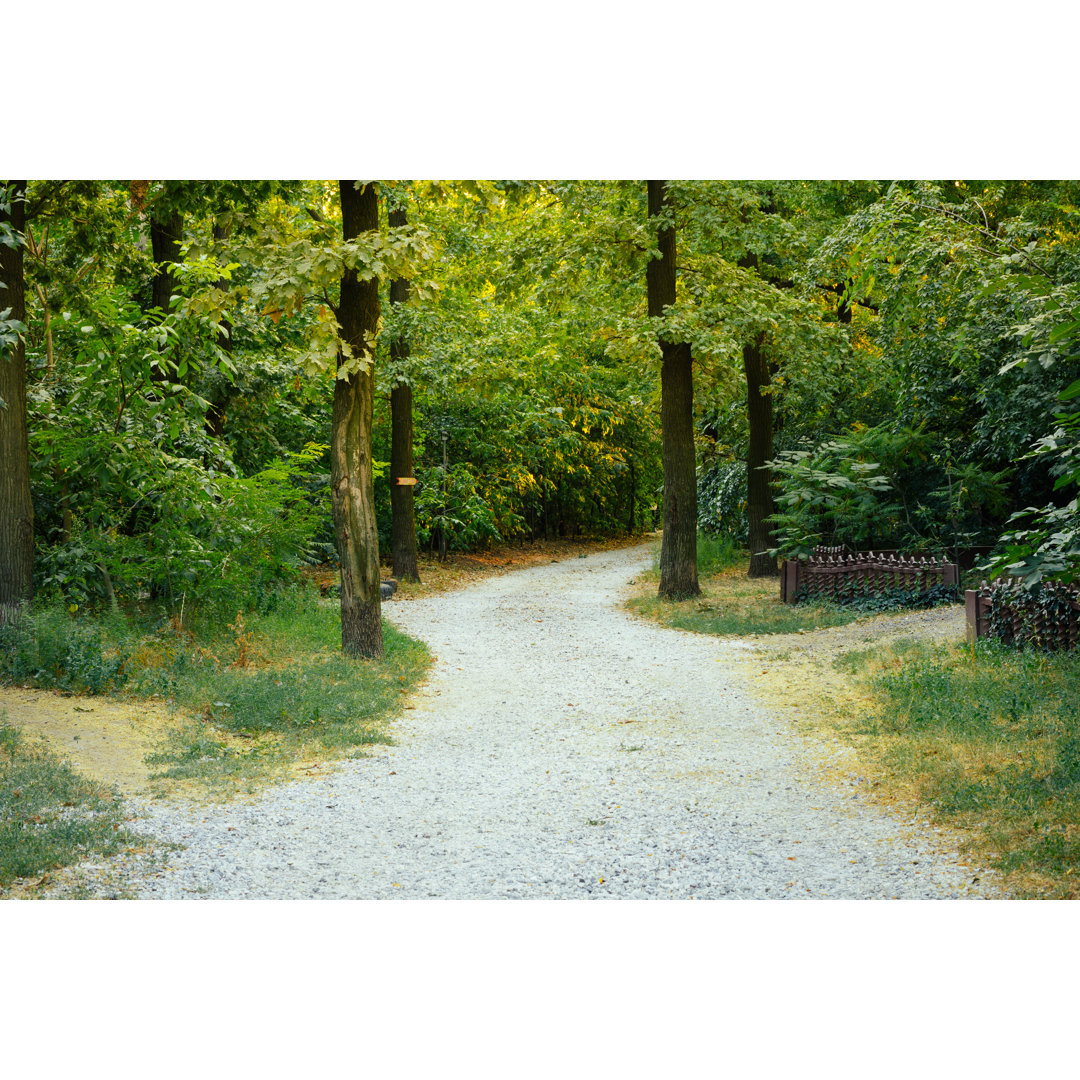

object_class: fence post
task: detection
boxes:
[965,589,982,643]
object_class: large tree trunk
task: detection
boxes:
[0,181,34,622]
[332,181,383,658]
[388,205,421,584]
[743,332,778,577]
[648,180,700,599]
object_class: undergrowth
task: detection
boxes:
[0,713,142,890]
[835,639,1080,898]
[795,583,961,616]
[0,587,431,796]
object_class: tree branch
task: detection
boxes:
[818,281,879,313]
[902,198,1054,280]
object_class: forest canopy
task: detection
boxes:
[3,179,1080,652]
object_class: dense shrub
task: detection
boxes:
[0,604,131,694]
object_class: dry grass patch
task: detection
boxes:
[626,542,867,638]
[818,639,1080,898]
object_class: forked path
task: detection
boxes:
[108,544,999,898]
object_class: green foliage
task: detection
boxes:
[985,314,1080,586]
[11,177,1080,624]
[697,461,748,543]
[766,434,895,556]
[0,602,130,694]
[766,424,1011,558]
[794,583,960,615]
[0,714,137,888]
[694,531,742,576]
[35,440,329,615]
[414,462,502,552]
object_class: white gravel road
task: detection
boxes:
[64,543,1001,899]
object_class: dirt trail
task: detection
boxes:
[733,603,966,716]
[0,686,180,793]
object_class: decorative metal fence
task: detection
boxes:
[781,549,960,604]
[966,579,1080,650]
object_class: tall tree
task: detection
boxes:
[648,180,700,599]
[204,217,232,439]
[0,181,33,622]
[387,201,421,583]
[332,181,384,657]
[149,183,184,319]
[741,331,778,575]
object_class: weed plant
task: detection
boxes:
[0,714,139,889]
[1,587,431,794]
[836,639,1080,897]
[0,604,132,694]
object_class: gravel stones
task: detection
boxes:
[54,545,1001,899]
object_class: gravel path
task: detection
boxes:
[62,544,1001,899]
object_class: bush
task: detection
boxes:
[698,461,748,544]
[0,604,130,694]
[766,424,1011,559]
[414,462,503,552]
[33,438,330,619]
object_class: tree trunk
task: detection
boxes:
[149,204,183,318]
[648,180,699,599]
[148,190,183,386]
[332,181,383,658]
[388,205,421,583]
[743,332,778,577]
[204,219,231,439]
[0,181,34,622]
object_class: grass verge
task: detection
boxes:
[626,536,870,637]
[833,638,1080,899]
[0,587,431,799]
[0,712,144,891]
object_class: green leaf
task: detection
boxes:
[1049,319,1080,344]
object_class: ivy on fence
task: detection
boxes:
[967,579,1080,651]
[781,549,960,605]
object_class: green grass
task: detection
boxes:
[627,537,870,637]
[0,713,143,890]
[1,587,432,796]
[835,639,1080,898]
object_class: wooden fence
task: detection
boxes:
[966,579,1080,649]
[781,549,960,604]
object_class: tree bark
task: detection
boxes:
[332,181,383,657]
[149,203,183,318]
[0,181,34,622]
[388,205,421,583]
[147,188,184,386]
[743,332,779,577]
[648,180,699,599]
[204,219,231,438]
